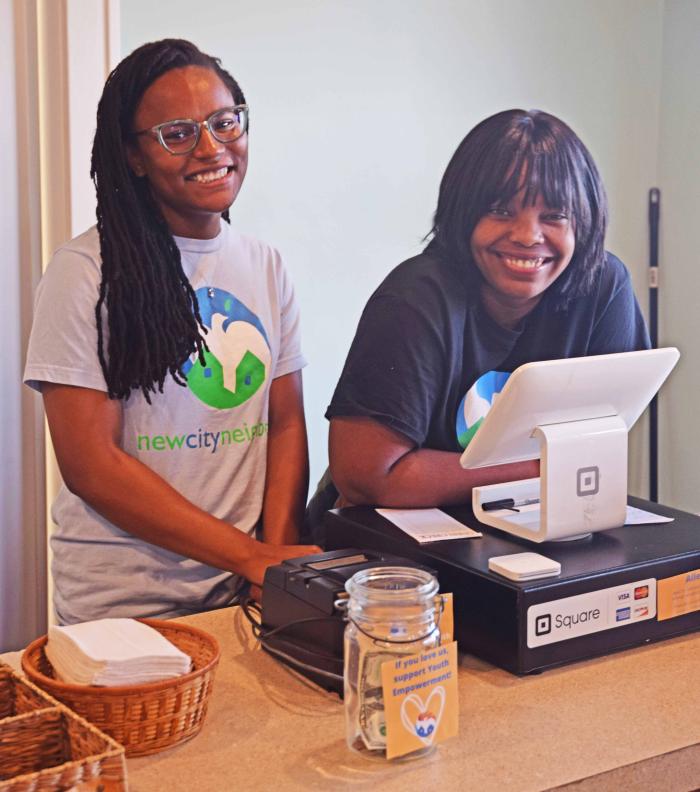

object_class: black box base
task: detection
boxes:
[324,497,700,675]
[260,548,436,694]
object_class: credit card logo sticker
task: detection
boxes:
[527,578,657,648]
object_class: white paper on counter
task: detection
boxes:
[625,505,674,525]
[376,508,482,543]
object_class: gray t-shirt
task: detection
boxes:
[24,221,306,623]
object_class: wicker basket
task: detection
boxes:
[0,664,126,791]
[21,619,220,758]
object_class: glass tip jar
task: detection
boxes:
[342,565,441,759]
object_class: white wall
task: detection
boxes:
[657,0,700,511]
[121,0,664,496]
[1,1,46,652]
[0,0,120,649]
[66,0,121,236]
[1,0,27,651]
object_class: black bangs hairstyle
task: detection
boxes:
[91,38,246,401]
[429,109,608,307]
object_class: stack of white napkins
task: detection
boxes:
[45,618,192,687]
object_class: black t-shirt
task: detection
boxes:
[326,248,650,453]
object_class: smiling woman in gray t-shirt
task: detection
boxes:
[24,39,318,624]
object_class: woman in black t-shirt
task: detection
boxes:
[313,109,648,521]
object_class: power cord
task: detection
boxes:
[259,642,344,684]
[239,597,345,684]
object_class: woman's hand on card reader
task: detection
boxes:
[245,541,322,592]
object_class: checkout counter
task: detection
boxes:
[3,601,700,790]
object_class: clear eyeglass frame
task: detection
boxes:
[132,104,249,155]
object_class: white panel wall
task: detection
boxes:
[1,1,46,652]
[0,0,119,648]
[66,0,121,236]
[657,0,700,511]
[120,0,664,496]
[0,0,28,651]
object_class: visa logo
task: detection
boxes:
[617,592,630,601]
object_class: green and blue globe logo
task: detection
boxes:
[181,287,271,410]
[456,370,511,448]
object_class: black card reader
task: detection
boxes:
[259,548,435,695]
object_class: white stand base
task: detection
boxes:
[472,415,628,543]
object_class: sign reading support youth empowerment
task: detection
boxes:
[380,641,459,760]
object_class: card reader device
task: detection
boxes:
[259,549,435,695]
[488,552,561,581]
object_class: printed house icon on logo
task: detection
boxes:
[535,614,552,636]
[577,466,600,496]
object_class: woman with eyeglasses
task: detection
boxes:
[24,39,319,624]
[310,109,649,521]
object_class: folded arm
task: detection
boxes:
[329,415,539,508]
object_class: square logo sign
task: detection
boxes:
[577,466,600,496]
[535,614,552,636]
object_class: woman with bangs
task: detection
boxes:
[315,109,649,514]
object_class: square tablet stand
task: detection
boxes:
[472,414,628,542]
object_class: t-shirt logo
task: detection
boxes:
[456,370,511,449]
[181,287,271,410]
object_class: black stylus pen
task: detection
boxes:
[481,497,540,512]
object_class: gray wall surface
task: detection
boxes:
[1,1,46,652]
[121,0,667,498]
[657,0,700,511]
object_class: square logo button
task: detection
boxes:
[577,466,600,496]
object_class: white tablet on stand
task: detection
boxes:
[460,348,679,543]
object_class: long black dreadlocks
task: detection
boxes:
[91,39,246,401]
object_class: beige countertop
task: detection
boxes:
[4,608,700,791]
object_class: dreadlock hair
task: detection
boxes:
[91,38,246,401]
[428,109,608,308]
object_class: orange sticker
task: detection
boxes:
[380,641,459,760]
[657,568,700,621]
[440,593,454,644]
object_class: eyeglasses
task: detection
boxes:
[132,105,249,155]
